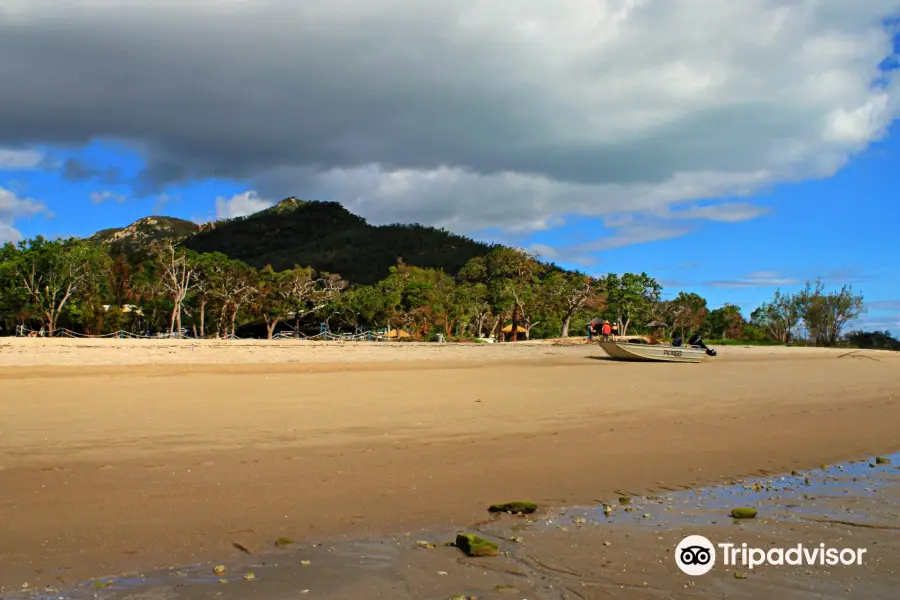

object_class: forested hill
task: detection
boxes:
[91,198,502,285]
[88,216,198,257]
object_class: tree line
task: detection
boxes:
[0,235,884,348]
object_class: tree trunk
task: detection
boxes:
[199,299,206,338]
[230,308,238,337]
[266,317,279,340]
[47,311,57,337]
[216,306,228,338]
[561,314,571,337]
[476,313,485,338]
[176,302,183,338]
[169,304,178,336]
[510,305,519,342]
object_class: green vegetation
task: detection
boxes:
[454,533,499,557]
[184,198,500,285]
[0,199,882,345]
[730,507,758,519]
[89,216,199,258]
[488,501,538,514]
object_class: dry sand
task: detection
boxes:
[0,339,898,596]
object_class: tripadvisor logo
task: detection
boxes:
[675,535,867,576]
[676,535,716,576]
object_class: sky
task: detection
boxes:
[1,1,898,333]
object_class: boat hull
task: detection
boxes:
[597,341,709,363]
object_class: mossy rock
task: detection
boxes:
[488,501,538,514]
[455,533,500,557]
[274,537,294,548]
[730,507,758,519]
[875,456,891,464]
[618,496,631,504]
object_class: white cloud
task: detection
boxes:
[0,147,44,170]
[572,224,694,254]
[705,271,800,288]
[0,186,51,242]
[1,1,898,236]
[867,300,900,311]
[89,190,126,204]
[853,315,900,333]
[214,191,274,220]
[257,166,779,235]
[659,202,771,223]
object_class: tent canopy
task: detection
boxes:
[501,324,527,333]
[384,329,411,338]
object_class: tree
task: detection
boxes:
[481,248,544,341]
[336,285,388,333]
[254,266,293,339]
[12,237,107,335]
[846,330,899,351]
[544,272,603,337]
[0,242,29,335]
[604,272,662,335]
[455,281,491,338]
[209,258,258,338]
[284,267,346,335]
[705,303,746,339]
[795,279,865,346]
[751,289,800,343]
[188,252,229,338]
[151,241,196,337]
[669,291,708,340]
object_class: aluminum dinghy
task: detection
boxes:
[597,340,712,363]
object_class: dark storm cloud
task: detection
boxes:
[60,158,122,185]
[0,1,898,231]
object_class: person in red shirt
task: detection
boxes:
[601,320,612,342]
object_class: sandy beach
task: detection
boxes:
[0,339,898,597]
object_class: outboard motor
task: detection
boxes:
[688,334,718,357]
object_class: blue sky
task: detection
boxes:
[1,1,898,334]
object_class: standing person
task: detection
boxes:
[586,318,599,340]
[601,320,612,342]
[611,321,619,341]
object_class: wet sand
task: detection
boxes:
[0,339,898,596]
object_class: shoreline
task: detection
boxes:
[1,337,894,369]
[6,453,898,599]
[1,341,898,594]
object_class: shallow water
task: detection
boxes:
[5,453,898,600]
[546,451,900,531]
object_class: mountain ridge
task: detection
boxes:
[89,198,503,285]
